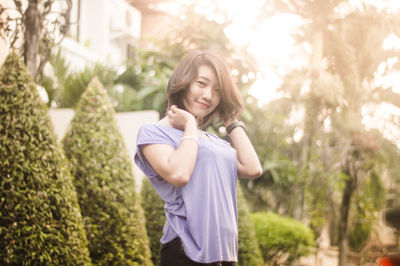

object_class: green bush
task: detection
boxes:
[62,77,152,265]
[251,212,315,265]
[0,53,91,265]
[237,185,264,266]
[140,178,165,266]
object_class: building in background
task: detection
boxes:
[128,0,173,48]
[62,0,142,70]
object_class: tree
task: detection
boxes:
[140,178,165,266]
[240,1,400,265]
[62,77,152,265]
[0,52,91,265]
[0,0,72,81]
[317,6,400,265]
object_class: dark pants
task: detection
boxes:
[161,237,237,266]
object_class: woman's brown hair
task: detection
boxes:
[166,50,243,127]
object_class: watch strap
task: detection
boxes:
[226,121,245,134]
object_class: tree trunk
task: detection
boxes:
[24,0,41,79]
[338,172,357,266]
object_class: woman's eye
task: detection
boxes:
[213,87,221,94]
[197,81,206,86]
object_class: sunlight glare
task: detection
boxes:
[217,0,265,21]
[248,68,283,104]
[383,33,400,51]
[247,14,303,65]
[362,103,400,147]
[238,14,304,103]
[349,0,400,13]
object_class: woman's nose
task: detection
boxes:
[202,86,212,100]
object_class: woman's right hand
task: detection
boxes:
[142,105,199,187]
[167,105,197,130]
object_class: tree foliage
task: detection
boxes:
[113,49,174,114]
[0,52,91,265]
[62,77,152,265]
[42,49,118,108]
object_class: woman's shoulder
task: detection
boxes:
[137,122,182,144]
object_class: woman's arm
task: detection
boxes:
[226,119,263,179]
[141,106,199,187]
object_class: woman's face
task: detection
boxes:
[183,65,221,120]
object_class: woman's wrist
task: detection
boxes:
[185,117,197,130]
[224,118,238,128]
[182,118,199,144]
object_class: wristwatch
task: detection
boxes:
[226,121,245,134]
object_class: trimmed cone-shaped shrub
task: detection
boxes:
[140,178,165,266]
[251,212,315,265]
[62,77,152,265]
[237,184,264,266]
[0,53,91,265]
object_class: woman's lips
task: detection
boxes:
[196,101,209,109]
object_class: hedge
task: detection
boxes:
[251,212,315,265]
[140,178,165,266]
[0,53,91,265]
[237,184,264,266]
[62,77,152,265]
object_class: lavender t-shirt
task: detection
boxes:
[134,122,238,263]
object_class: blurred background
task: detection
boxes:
[1,0,400,265]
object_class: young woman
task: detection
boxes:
[134,50,262,266]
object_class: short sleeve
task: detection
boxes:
[134,123,178,179]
